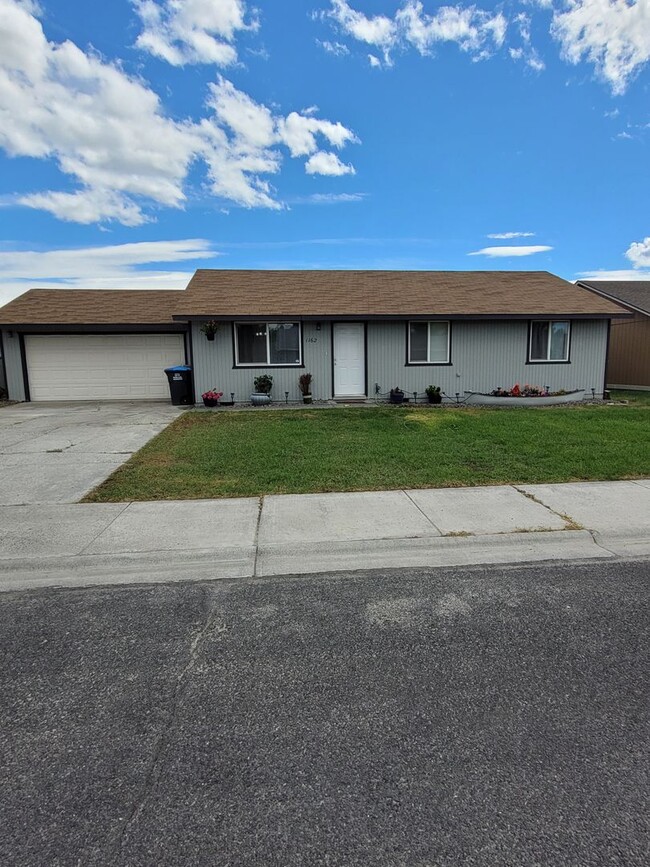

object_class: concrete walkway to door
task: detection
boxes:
[0,401,184,505]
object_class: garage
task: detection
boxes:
[24,334,186,401]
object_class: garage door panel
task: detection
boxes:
[25,334,186,401]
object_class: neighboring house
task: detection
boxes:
[0,270,630,403]
[0,340,6,394]
[577,281,650,390]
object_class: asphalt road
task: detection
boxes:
[1,559,648,866]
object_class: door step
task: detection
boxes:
[333,397,369,404]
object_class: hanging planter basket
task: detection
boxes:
[200,320,219,342]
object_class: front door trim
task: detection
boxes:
[331,321,367,398]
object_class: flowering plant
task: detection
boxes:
[202,389,223,401]
[491,383,551,397]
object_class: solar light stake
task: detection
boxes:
[413,391,417,404]
[455,392,460,403]
[591,388,595,399]
[230,392,235,404]
[285,391,289,404]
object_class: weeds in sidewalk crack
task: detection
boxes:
[513,486,584,530]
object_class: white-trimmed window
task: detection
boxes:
[408,321,450,364]
[529,320,570,362]
[235,322,302,366]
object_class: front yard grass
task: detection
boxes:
[85,402,650,502]
[609,389,650,406]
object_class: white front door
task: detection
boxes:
[333,323,365,397]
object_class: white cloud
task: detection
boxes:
[199,79,359,205]
[509,12,545,71]
[207,76,276,150]
[0,1,358,224]
[132,0,256,66]
[0,239,217,305]
[626,236,650,268]
[396,2,507,56]
[368,53,382,67]
[551,0,650,94]
[305,151,356,175]
[487,231,535,239]
[325,0,398,64]
[468,245,553,257]
[0,0,197,225]
[300,192,366,204]
[277,111,359,157]
[578,235,650,281]
[323,0,508,64]
[578,269,650,280]
[19,189,149,226]
[318,39,350,55]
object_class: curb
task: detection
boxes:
[2,529,648,593]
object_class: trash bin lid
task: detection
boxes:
[164,365,192,372]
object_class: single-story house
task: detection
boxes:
[0,270,630,403]
[577,280,650,390]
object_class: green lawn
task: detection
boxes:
[85,402,650,502]
[609,389,650,406]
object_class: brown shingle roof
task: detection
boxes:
[577,281,650,316]
[175,270,628,318]
[0,271,630,326]
[0,289,185,326]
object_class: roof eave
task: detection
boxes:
[576,281,650,317]
[0,322,186,331]
[172,312,630,322]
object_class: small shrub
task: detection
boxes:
[254,374,273,394]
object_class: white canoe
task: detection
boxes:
[464,389,585,406]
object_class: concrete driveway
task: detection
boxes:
[0,401,183,505]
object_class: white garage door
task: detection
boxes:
[25,334,186,401]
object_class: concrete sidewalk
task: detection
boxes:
[1,480,649,591]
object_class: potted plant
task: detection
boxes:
[390,387,405,404]
[251,374,273,406]
[202,389,223,408]
[299,373,313,404]
[425,385,442,405]
[200,320,219,341]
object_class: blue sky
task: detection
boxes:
[1,0,649,304]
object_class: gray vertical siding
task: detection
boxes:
[1,330,25,401]
[191,320,333,401]
[367,319,609,398]
[190,318,609,402]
